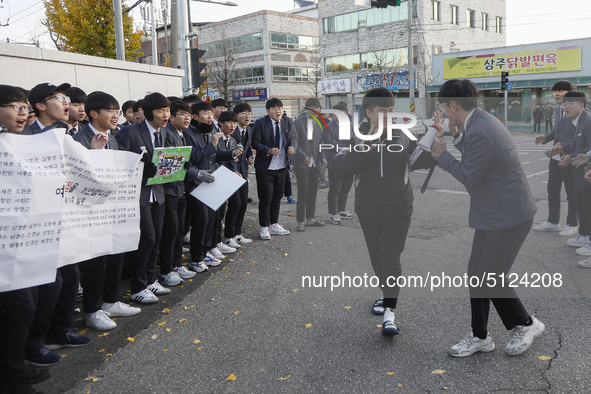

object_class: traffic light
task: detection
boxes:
[189,48,207,90]
[501,71,509,91]
[371,0,401,8]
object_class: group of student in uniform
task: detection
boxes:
[533,80,591,268]
[0,81,359,393]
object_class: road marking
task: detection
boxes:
[527,170,549,178]
[541,181,548,184]
[538,158,548,161]
[522,161,532,165]
[414,170,429,174]
[434,189,469,196]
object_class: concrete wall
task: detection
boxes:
[0,42,184,104]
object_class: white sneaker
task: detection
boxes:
[183,232,190,244]
[130,289,159,304]
[182,246,190,253]
[533,221,561,232]
[568,235,589,247]
[339,210,354,220]
[577,257,591,268]
[224,237,241,249]
[147,280,172,295]
[209,247,226,260]
[381,308,399,336]
[159,272,183,286]
[576,242,591,256]
[505,316,545,356]
[86,310,117,331]
[235,235,252,245]
[101,301,141,317]
[269,223,290,236]
[217,242,236,254]
[330,214,341,225]
[204,252,222,267]
[173,266,196,279]
[260,226,271,240]
[559,225,578,237]
[188,261,209,273]
[449,332,495,357]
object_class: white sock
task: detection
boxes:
[383,307,395,323]
[102,302,114,309]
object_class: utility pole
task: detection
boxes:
[113,0,126,60]
[150,0,158,66]
[170,0,180,67]
[408,0,415,113]
[178,0,190,92]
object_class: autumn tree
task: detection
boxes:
[43,0,143,61]
[206,43,239,103]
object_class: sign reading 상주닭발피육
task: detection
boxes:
[443,46,581,79]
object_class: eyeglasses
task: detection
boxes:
[104,109,123,116]
[0,104,33,113]
[561,101,580,108]
[44,95,71,104]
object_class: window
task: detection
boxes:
[272,67,317,82]
[325,47,409,74]
[481,13,488,31]
[450,5,459,25]
[270,33,319,51]
[495,16,503,33]
[466,9,475,28]
[431,1,440,21]
[322,2,410,34]
[200,33,263,58]
[230,67,265,85]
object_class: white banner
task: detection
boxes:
[0,129,142,292]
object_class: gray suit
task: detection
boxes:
[567,110,591,238]
[438,108,537,230]
[437,107,535,333]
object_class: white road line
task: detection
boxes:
[434,189,469,196]
[414,170,429,174]
[521,161,532,165]
[527,170,549,178]
[538,158,548,161]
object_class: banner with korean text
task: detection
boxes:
[443,46,582,79]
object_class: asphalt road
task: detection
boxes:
[36,131,591,393]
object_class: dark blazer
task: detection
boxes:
[182,125,219,193]
[163,123,188,197]
[437,108,537,230]
[292,112,326,170]
[115,120,165,206]
[251,115,293,172]
[567,110,591,187]
[72,125,119,150]
[543,107,576,151]
[217,135,239,173]
[22,120,69,135]
[231,124,253,179]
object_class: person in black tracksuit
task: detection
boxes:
[333,87,434,337]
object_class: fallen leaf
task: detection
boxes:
[251,261,257,264]
[191,305,196,308]
[192,339,201,344]
[104,353,113,357]
[98,349,105,353]
[278,373,292,381]
[226,373,237,381]
[248,225,253,227]
[283,253,288,257]
[537,356,552,361]
[197,346,204,351]
[233,311,240,315]
[432,369,446,377]
[74,317,83,322]
[386,372,395,376]
[97,332,109,337]
[376,324,383,328]
[287,212,292,216]
[344,306,351,310]
[224,275,229,278]
[161,301,167,304]
[229,259,234,262]
[163,349,168,352]
[61,354,67,358]
[84,376,99,383]
[184,306,190,310]
[398,384,403,388]
[165,328,171,332]
[443,388,449,390]
[162,308,170,313]
[158,321,166,326]
[308,241,313,245]
[179,285,184,288]
[292,288,300,293]
[305,323,312,328]
[223,266,228,270]
[151,334,158,339]
[246,272,251,275]
[127,337,135,342]
[188,279,193,282]
[214,282,221,285]
[178,318,187,323]
[116,363,123,366]
[79,329,88,335]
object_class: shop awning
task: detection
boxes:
[427,76,591,92]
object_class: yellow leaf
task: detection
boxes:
[165,328,171,332]
[223,266,228,270]
[163,349,168,352]
[432,369,446,375]
[377,324,383,328]
[61,354,67,358]
[84,376,99,382]
[398,383,403,388]
[214,282,221,285]
[344,306,351,310]
[151,334,158,340]
[178,318,187,323]
[162,308,170,313]
[158,321,166,326]
[98,348,105,353]
[74,317,83,322]
[246,272,251,275]
[98,332,109,337]
[191,305,196,308]
[386,371,395,376]
[197,346,204,350]
[248,225,253,227]
[308,241,313,244]
[226,373,237,381]
[233,311,240,315]
[224,275,229,278]
[251,261,257,264]
[79,329,88,335]
[537,356,552,360]
[305,323,312,328]
[192,339,201,344]
[283,253,288,257]
[161,301,167,304]
[184,306,190,310]
[179,285,184,288]
[292,288,300,293]
[229,259,234,262]
[443,387,449,390]
[104,353,113,357]
[278,373,292,381]
[127,337,135,342]
[116,363,123,366]
[188,279,193,282]
[287,212,292,216]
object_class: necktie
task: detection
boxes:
[242,128,248,146]
[154,131,161,148]
[274,121,280,148]
[225,137,230,150]
[421,164,436,194]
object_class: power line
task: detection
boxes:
[0,0,44,24]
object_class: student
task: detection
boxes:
[182,94,201,107]
[534,80,578,237]
[159,100,196,286]
[533,103,543,133]
[333,87,435,336]
[65,86,87,135]
[324,103,354,225]
[251,98,295,240]
[555,92,591,265]
[22,82,71,135]
[132,99,145,125]
[231,103,254,245]
[183,102,223,272]
[0,84,51,393]
[73,91,141,330]
[215,111,245,248]
[120,100,137,127]
[292,97,327,231]
[544,102,554,133]
[116,93,172,304]
[431,79,544,357]
[210,98,227,133]
[283,111,297,204]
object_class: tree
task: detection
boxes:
[206,43,239,103]
[43,0,143,61]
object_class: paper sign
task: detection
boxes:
[190,165,246,211]
[146,146,192,186]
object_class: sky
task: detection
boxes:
[0,0,590,49]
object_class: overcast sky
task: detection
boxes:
[0,0,590,49]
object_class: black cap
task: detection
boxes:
[28,82,72,107]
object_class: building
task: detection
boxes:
[430,37,591,128]
[317,0,506,117]
[196,9,320,117]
